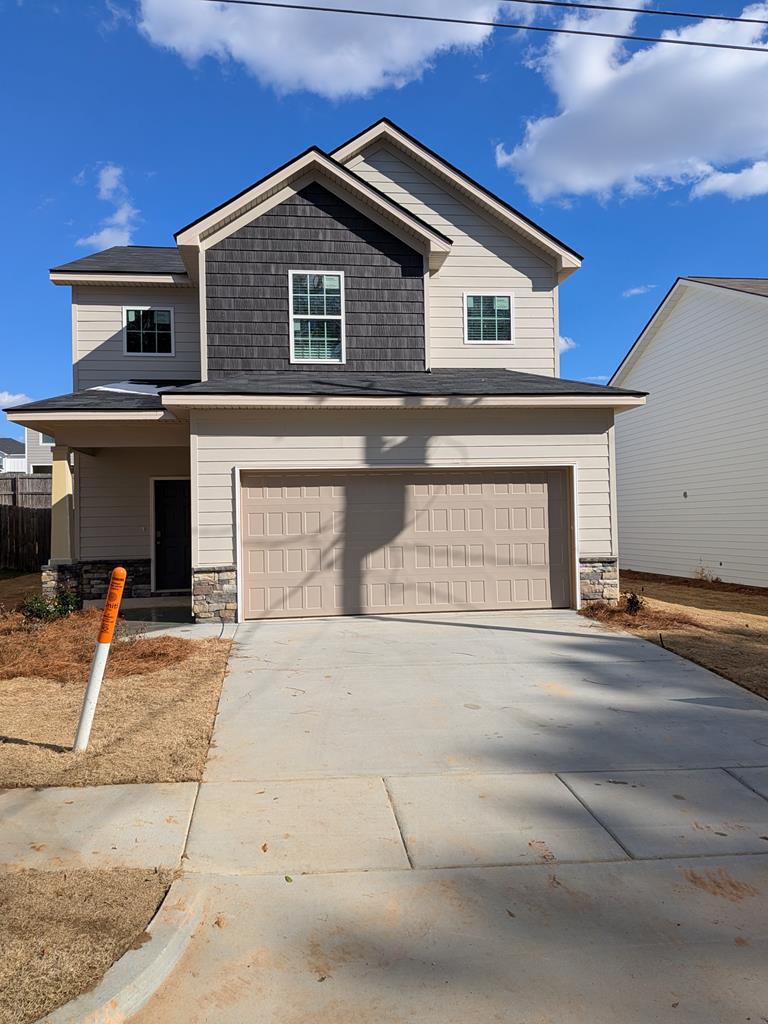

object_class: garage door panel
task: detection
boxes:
[241,469,572,619]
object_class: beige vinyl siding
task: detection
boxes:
[347,146,558,374]
[615,285,768,586]
[25,428,53,469]
[76,447,189,560]
[72,286,201,389]
[191,408,614,569]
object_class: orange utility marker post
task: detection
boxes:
[73,566,127,753]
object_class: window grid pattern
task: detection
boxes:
[466,295,512,343]
[291,273,343,362]
[125,309,173,354]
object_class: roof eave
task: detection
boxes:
[161,393,645,411]
[49,271,192,288]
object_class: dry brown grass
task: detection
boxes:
[0,868,172,1024]
[582,572,768,699]
[0,613,230,788]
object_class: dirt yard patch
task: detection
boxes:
[0,611,230,788]
[0,571,40,612]
[0,867,172,1024]
[582,570,768,699]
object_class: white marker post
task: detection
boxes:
[73,566,127,753]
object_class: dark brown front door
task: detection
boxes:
[154,479,191,591]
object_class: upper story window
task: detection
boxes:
[39,433,54,445]
[289,271,345,363]
[123,307,175,356]
[464,293,513,345]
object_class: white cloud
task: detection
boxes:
[0,390,31,438]
[583,374,609,382]
[623,284,656,297]
[77,164,140,250]
[497,3,768,202]
[559,334,577,353]
[97,163,124,201]
[692,160,768,199]
[0,391,31,409]
[138,0,504,98]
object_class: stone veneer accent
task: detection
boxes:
[579,557,619,605]
[192,566,238,623]
[42,559,152,604]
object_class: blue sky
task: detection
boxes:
[2,0,767,437]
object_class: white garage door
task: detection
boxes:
[240,469,572,619]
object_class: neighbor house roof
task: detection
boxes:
[612,275,768,386]
[684,277,768,298]
[0,436,24,455]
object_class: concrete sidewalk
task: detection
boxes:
[113,612,768,1021]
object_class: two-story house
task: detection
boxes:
[8,120,644,622]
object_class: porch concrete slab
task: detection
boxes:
[184,778,410,875]
[385,772,627,868]
[562,769,768,858]
[132,856,768,1024]
[727,766,768,800]
[0,783,197,870]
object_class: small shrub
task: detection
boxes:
[624,591,645,615]
[21,589,79,623]
[694,563,723,585]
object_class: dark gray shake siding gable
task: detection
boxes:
[205,182,426,374]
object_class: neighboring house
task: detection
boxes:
[7,120,644,621]
[611,277,768,587]
[0,436,26,473]
[25,427,54,474]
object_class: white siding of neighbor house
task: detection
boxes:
[346,146,559,374]
[25,428,53,470]
[615,284,768,586]
[72,286,201,389]
[190,407,615,569]
[76,447,189,560]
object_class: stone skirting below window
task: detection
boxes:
[41,559,152,604]
[192,566,237,623]
[579,557,619,605]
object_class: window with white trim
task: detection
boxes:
[289,271,345,363]
[124,307,174,355]
[40,433,54,445]
[465,294,513,344]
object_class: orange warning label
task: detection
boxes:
[98,566,127,644]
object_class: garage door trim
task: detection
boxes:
[232,462,580,622]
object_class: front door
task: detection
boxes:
[154,479,191,591]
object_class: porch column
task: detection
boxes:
[50,445,74,563]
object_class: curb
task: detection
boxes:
[41,878,205,1024]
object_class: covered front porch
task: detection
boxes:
[7,402,192,614]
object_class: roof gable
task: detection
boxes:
[331,119,582,278]
[174,147,452,272]
[611,276,768,385]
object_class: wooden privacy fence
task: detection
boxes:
[0,475,52,508]
[0,476,52,570]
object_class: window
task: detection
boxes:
[39,433,54,445]
[289,272,345,363]
[465,294,513,344]
[124,307,174,355]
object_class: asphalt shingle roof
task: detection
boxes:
[50,246,187,275]
[685,277,768,298]
[172,369,645,399]
[0,436,24,455]
[6,370,644,414]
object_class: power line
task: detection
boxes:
[201,0,768,52]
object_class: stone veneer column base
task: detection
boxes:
[41,559,153,606]
[579,557,619,606]
[192,566,237,623]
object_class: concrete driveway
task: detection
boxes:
[135,611,768,1024]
